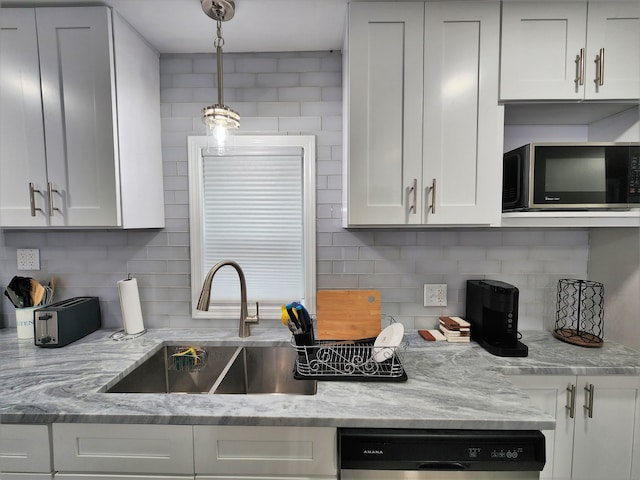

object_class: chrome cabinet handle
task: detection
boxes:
[427,178,436,214]
[408,178,417,214]
[584,383,595,418]
[595,48,604,88]
[566,383,576,419]
[574,48,584,89]
[29,183,44,217]
[48,182,61,216]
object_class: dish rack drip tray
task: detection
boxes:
[292,325,407,382]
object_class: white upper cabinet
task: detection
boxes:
[343,1,501,227]
[0,7,164,228]
[500,1,640,101]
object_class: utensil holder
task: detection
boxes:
[294,330,315,347]
[16,306,38,339]
[553,279,604,347]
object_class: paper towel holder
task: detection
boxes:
[110,328,147,341]
[111,273,147,341]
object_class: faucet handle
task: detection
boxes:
[246,301,260,324]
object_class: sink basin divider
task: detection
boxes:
[163,347,170,394]
[207,346,244,394]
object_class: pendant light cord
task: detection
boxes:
[215,18,225,105]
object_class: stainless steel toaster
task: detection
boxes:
[34,297,101,347]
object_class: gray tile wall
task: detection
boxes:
[0,51,589,332]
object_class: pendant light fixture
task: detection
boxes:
[201,0,240,146]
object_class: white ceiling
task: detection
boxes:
[3,0,351,53]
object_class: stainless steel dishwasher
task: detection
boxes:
[339,428,545,479]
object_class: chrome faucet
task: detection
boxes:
[197,260,259,337]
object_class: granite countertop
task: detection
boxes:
[0,327,638,430]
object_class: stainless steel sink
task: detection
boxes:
[106,345,316,395]
[213,346,316,395]
[106,345,239,394]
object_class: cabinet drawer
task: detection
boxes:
[0,475,53,480]
[198,477,336,480]
[55,476,191,480]
[52,424,194,475]
[193,426,337,477]
[0,424,52,473]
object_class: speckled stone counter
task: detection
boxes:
[0,327,637,429]
[482,330,640,376]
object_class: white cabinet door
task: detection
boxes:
[0,9,48,227]
[55,476,191,480]
[422,1,501,225]
[52,424,194,475]
[198,477,336,480]
[0,424,52,474]
[509,375,575,480]
[500,2,587,101]
[571,375,638,480]
[344,2,424,226]
[509,374,639,480]
[193,426,337,478]
[36,7,119,227]
[584,2,640,100]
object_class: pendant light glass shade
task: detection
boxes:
[202,104,240,145]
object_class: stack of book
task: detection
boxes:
[439,316,471,343]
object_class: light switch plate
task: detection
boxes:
[424,284,447,306]
[17,248,40,271]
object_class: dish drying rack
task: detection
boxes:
[292,316,408,382]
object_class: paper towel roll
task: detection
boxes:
[117,276,145,335]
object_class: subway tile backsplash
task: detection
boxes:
[0,52,589,332]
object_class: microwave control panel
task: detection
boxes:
[630,149,640,201]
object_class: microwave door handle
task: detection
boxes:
[515,154,522,204]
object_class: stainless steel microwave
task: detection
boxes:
[502,142,640,211]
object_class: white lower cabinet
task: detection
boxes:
[55,476,189,480]
[0,424,53,480]
[48,424,336,480]
[51,424,194,477]
[509,374,640,480]
[193,426,337,479]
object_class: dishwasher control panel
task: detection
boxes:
[339,428,546,472]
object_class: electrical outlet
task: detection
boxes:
[17,248,40,271]
[424,284,447,307]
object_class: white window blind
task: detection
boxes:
[188,136,316,321]
[202,147,303,302]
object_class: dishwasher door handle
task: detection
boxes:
[418,462,467,470]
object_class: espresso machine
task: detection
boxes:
[465,280,528,357]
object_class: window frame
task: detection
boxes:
[187,135,316,320]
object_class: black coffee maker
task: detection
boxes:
[465,280,528,357]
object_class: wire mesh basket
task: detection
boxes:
[167,346,208,372]
[553,279,604,347]
[292,316,408,381]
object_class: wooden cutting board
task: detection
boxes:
[316,290,381,340]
